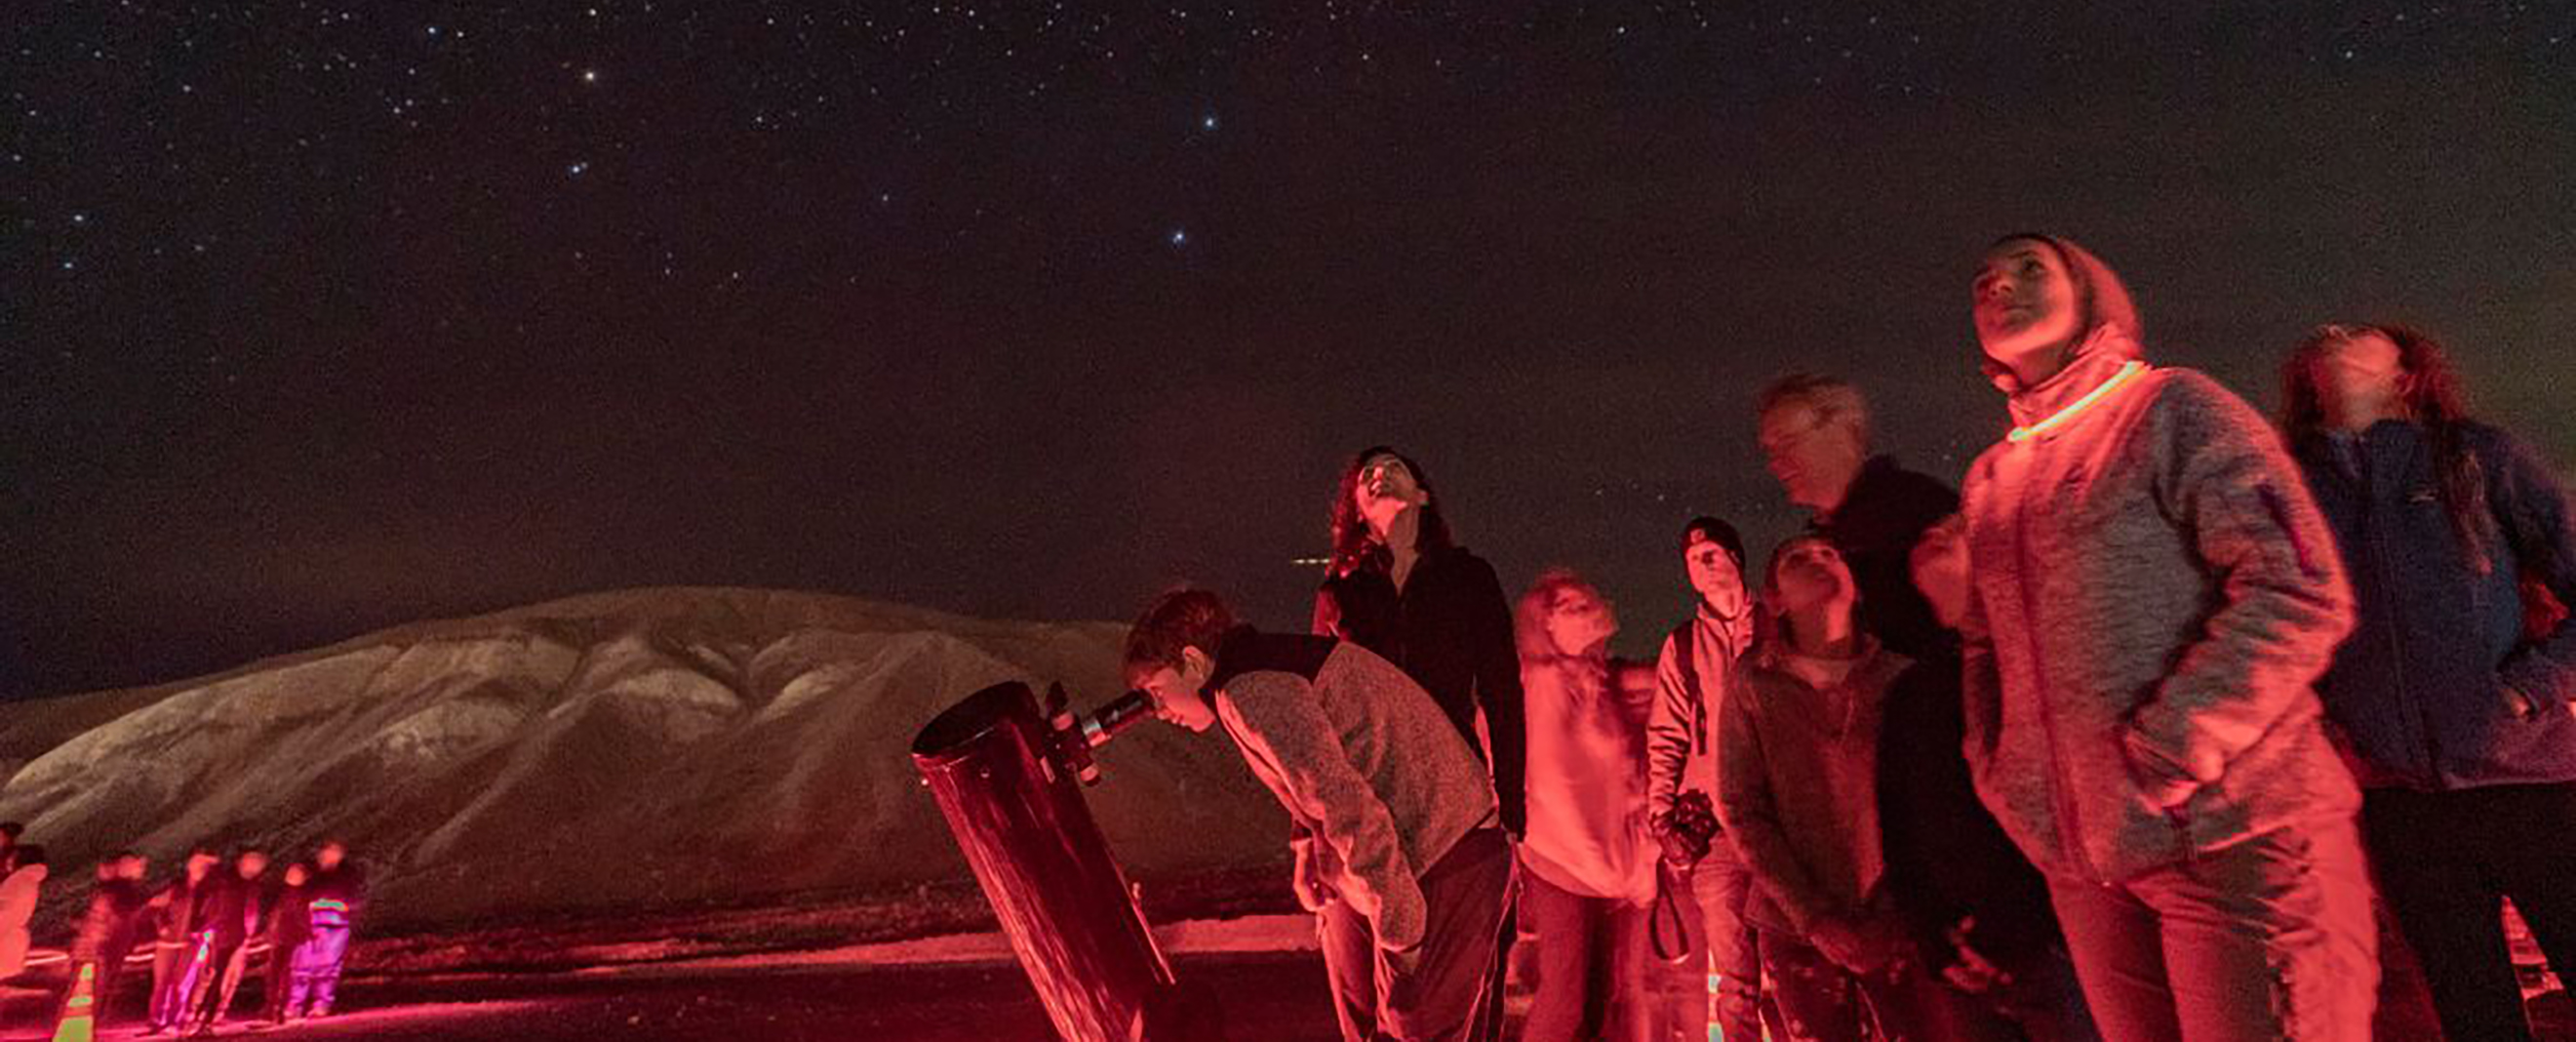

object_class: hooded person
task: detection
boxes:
[1959,233,2375,1042]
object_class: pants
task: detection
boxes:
[1973,940,2098,1042]
[1683,848,1769,1042]
[147,937,212,1029]
[2045,819,2378,1042]
[288,925,353,1016]
[1318,827,1515,1042]
[2363,782,2576,1042]
[56,957,115,1031]
[261,939,301,1022]
[185,939,250,1026]
[1759,928,2004,1042]
[1522,871,1648,1042]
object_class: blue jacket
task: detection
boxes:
[2293,420,2576,790]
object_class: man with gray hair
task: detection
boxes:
[1756,373,1958,659]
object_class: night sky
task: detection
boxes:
[9,2,2575,698]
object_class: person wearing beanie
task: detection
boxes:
[1960,233,2374,1040]
[1643,516,1772,1042]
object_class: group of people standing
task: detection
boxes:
[1120,232,2576,1042]
[38,835,367,1036]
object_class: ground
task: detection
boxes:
[0,953,1343,1042]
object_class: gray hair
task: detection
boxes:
[1757,373,1871,448]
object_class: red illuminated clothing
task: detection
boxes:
[1960,325,2358,882]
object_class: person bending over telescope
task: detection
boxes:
[1125,588,1514,1042]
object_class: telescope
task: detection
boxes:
[911,681,1220,1041]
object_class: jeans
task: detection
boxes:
[2044,818,2377,1042]
[1318,827,1516,1042]
[1522,871,1648,1042]
[1683,848,1768,1042]
[288,925,354,1016]
[2363,782,2576,1042]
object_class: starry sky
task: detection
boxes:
[9,2,2576,698]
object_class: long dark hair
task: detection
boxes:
[1327,446,1457,578]
[2281,322,2491,574]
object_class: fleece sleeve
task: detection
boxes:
[2127,375,2357,795]
[1221,673,1429,951]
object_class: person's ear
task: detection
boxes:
[1179,645,1212,684]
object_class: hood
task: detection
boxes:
[1981,234,2149,429]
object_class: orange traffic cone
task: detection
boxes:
[51,960,97,1042]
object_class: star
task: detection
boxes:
[1200,113,1218,131]
[568,161,590,177]
[1168,228,1188,246]
[581,69,600,85]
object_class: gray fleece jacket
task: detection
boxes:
[1960,245,2358,883]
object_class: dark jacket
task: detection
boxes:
[70,879,149,961]
[204,873,263,947]
[1812,455,1959,661]
[154,874,214,943]
[2293,419,2576,789]
[1315,545,1527,835]
[1878,638,2063,969]
[264,882,312,948]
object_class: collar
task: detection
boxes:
[2001,326,2151,441]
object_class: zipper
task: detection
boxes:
[2010,442,2101,881]
[2363,437,2436,783]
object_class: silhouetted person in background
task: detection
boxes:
[2282,322,2576,1042]
[60,851,150,1032]
[261,862,312,1024]
[145,847,221,1034]
[184,848,268,1035]
[1888,517,2096,1041]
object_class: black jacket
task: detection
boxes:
[1315,545,1527,835]
[2294,420,2576,789]
[1877,640,2063,970]
[1811,455,1959,661]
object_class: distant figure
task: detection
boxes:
[1128,588,1512,1042]
[0,844,50,978]
[1755,374,1958,660]
[144,847,222,1034]
[184,848,269,1034]
[60,851,150,1032]
[291,839,366,1019]
[261,863,312,1024]
[1515,569,1655,1042]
